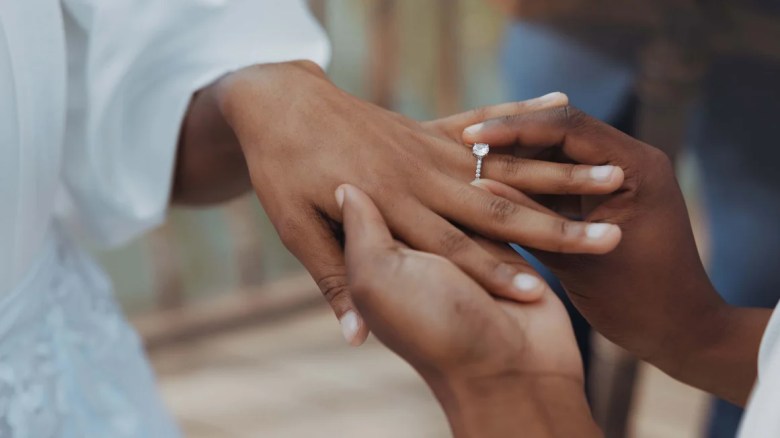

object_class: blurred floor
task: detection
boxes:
[151,306,710,438]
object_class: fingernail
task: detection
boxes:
[464,122,485,136]
[586,223,613,240]
[335,186,346,209]
[340,310,360,346]
[538,91,566,103]
[513,273,541,293]
[589,165,615,182]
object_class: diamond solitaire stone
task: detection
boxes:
[472,143,489,157]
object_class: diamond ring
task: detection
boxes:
[472,143,489,180]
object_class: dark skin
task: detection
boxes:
[339,103,771,437]
[338,183,600,438]
[464,104,770,406]
[172,60,623,345]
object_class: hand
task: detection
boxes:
[215,61,623,345]
[338,183,599,438]
[464,103,768,405]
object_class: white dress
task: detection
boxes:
[0,1,328,436]
[739,302,780,436]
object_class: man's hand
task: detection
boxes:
[211,61,622,345]
[338,183,600,438]
[465,103,771,405]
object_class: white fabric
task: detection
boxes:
[0,228,180,437]
[0,0,67,297]
[0,0,330,295]
[0,0,328,435]
[738,302,780,437]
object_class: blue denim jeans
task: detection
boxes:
[502,21,780,437]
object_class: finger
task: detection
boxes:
[471,237,548,303]
[478,155,625,195]
[470,179,557,216]
[338,184,396,259]
[387,201,549,302]
[277,206,369,347]
[425,92,570,140]
[473,179,597,219]
[337,184,411,325]
[472,178,588,223]
[463,105,639,166]
[430,180,622,254]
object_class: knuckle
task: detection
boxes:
[645,146,672,170]
[629,146,674,197]
[484,197,518,223]
[555,164,578,193]
[563,164,577,181]
[498,155,525,175]
[500,113,521,128]
[292,59,326,76]
[558,218,571,238]
[437,228,471,257]
[318,273,350,303]
[400,130,435,169]
[469,105,490,122]
[563,105,589,129]
[554,219,577,251]
[512,100,529,113]
[275,216,303,249]
[480,255,509,279]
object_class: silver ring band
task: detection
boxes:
[472,143,489,180]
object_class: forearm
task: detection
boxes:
[653,305,771,406]
[429,373,602,438]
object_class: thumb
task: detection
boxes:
[336,184,399,314]
[338,184,396,269]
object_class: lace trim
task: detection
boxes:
[0,232,177,437]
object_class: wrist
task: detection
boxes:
[652,295,769,405]
[173,70,255,204]
[428,371,600,438]
[651,296,729,370]
[639,276,727,372]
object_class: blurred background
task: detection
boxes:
[96,1,780,437]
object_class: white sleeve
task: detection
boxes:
[60,0,329,247]
[737,302,780,437]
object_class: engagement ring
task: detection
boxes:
[472,143,489,180]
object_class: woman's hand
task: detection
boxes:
[213,61,623,345]
[338,183,600,438]
[465,103,770,405]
